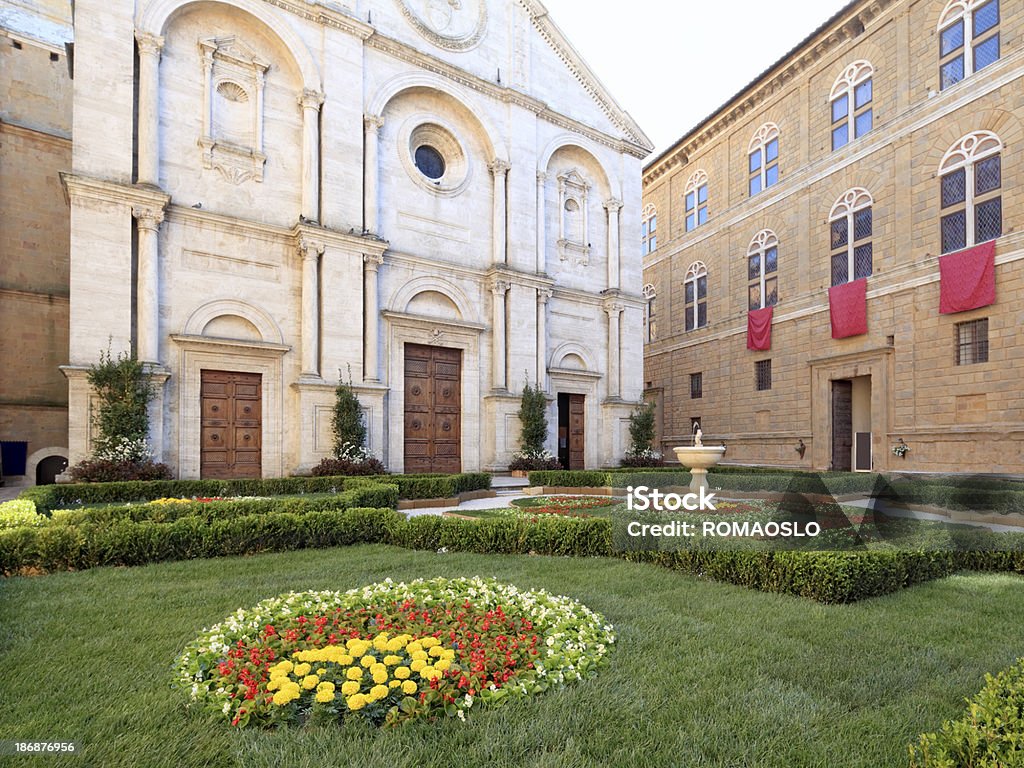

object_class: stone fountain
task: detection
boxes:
[673,427,727,494]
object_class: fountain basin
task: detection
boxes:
[673,446,727,493]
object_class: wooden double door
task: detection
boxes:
[200,370,262,479]
[557,393,585,470]
[404,344,462,474]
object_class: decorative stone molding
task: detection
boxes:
[299,88,325,111]
[537,287,553,304]
[198,36,270,185]
[363,253,385,269]
[132,206,166,231]
[557,169,591,266]
[364,114,385,133]
[489,277,511,296]
[394,0,488,52]
[488,159,512,176]
[603,198,623,214]
[297,236,326,259]
[603,301,625,317]
[135,31,165,57]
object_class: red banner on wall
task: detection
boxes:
[747,306,773,351]
[939,240,996,314]
[829,278,868,339]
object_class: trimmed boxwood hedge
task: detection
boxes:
[4,503,1024,605]
[909,657,1024,767]
[20,472,491,512]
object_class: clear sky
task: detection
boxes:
[539,0,852,156]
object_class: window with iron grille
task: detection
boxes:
[748,124,780,197]
[755,360,772,391]
[747,230,779,309]
[829,188,873,286]
[642,204,657,255]
[830,61,874,151]
[685,170,709,231]
[690,373,703,399]
[684,262,708,331]
[939,0,1000,91]
[939,132,1002,254]
[956,318,989,365]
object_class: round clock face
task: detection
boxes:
[396,0,487,50]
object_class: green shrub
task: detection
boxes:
[0,499,46,529]
[527,470,610,487]
[910,658,1024,767]
[21,473,490,512]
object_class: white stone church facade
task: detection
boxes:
[61,0,652,478]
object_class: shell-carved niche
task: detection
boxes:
[557,169,590,266]
[198,36,269,184]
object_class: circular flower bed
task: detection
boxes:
[175,577,614,728]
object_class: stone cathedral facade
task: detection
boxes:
[53,0,652,479]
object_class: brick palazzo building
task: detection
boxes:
[643,0,1023,474]
[1,0,653,484]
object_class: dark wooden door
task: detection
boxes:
[831,380,853,472]
[201,370,262,479]
[404,344,461,474]
[568,394,585,470]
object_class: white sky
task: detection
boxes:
[540,0,852,156]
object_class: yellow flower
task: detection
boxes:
[315,668,327,677]
[419,666,439,681]
[429,646,446,658]
[315,689,335,703]
[421,637,440,649]
[410,659,426,673]
[411,650,428,662]
[317,681,335,695]
[294,663,312,678]
[338,654,354,666]
[370,663,387,677]
[341,680,360,696]
[301,675,320,690]
[394,666,411,680]
[406,641,423,654]
[383,655,402,666]
[369,684,389,701]
[346,693,367,711]
[276,660,294,673]
[266,678,282,692]
[372,669,389,685]
[360,655,376,668]
[434,659,451,672]
[385,638,406,652]
[346,667,363,681]
[389,680,401,688]
[401,680,418,695]
[373,634,390,651]
[347,640,369,657]
[272,689,293,706]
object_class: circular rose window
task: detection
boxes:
[401,118,470,196]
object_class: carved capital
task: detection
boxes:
[298,237,326,260]
[490,278,511,296]
[298,89,325,111]
[537,288,554,304]
[364,114,385,133]
[135,31,165,58]
[603,198,624,214]
[536,171,548,184]
[488,159,512,177]
[132,206,165,231]
[603,299,625,317]
[362,253,385,270]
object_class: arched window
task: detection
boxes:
[830,61,874,151]
[829,188,874,286]
[939,131,1002,253]
[643,283,657,342]
[747,230,779,310]
[939,0,1000,90]
[684,262,708,331]
[642,204,658,255]
[684,170,709,231]
[748,123,780,197]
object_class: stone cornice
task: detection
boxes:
[60,173,169,210]
[0,119,71,146]
[364,29,650,159]
[381,310,487,333]
[518,0,653,152]
[645,0,897,181]
[291,222,387,256]
[260,0,374,40]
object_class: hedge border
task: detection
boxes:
[20,472,491,511]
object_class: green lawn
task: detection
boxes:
[1,545,1022,768]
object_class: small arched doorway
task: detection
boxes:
[36,455,68,486]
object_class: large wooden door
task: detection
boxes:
[404,344,461,474]
[568,394,585,470]
[831,380,853,472]
[201,370,262,479]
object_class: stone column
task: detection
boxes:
[536,288,552,391]
[299,89,324,222]
[604,300,624,400]
[490,278,510,391]
[364,115,384,234]
[133,206,165,364]
[298,237,324,378]
[135,32,164,187]
[535,171,547,273]
[489,159,511,266]
[604,198,623,290]
[363,253,384,382]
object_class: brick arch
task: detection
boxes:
[921,110,1023,173]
